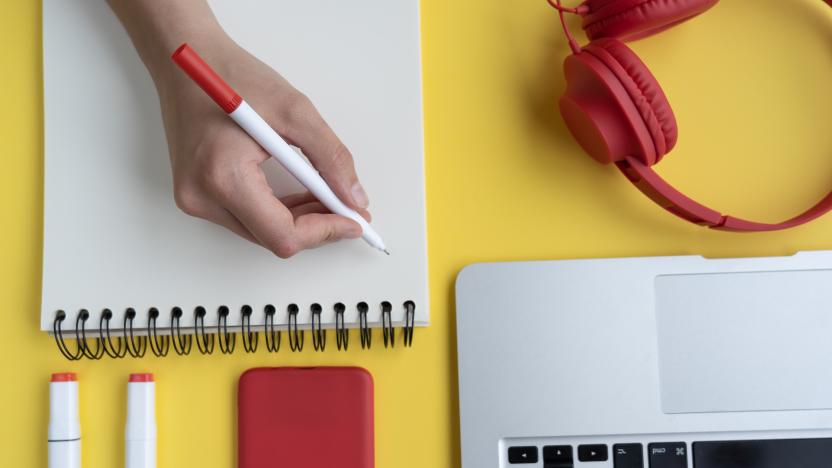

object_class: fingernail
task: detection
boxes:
[351,183,370,209]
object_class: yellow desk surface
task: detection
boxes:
[2,1,831,466]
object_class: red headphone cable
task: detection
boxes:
[546,0,589,14]
[548,0,588,54]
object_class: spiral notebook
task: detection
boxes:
[41,0,428,359]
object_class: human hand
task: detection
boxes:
[108,0,371,258]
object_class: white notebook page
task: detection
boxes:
[41,0,428,332]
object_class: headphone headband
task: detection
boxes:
[619,158,832,232]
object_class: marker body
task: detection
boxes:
[49,373,81,468]
[48,440,81,468]
[126,374,156,468]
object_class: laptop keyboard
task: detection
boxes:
[506,437,832,467]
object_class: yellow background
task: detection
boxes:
[2,0,832,466]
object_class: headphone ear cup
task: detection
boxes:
[582,0,719,41]
[588,38,677,163]
[559,38,677,166]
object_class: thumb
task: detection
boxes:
[279,94,370,213]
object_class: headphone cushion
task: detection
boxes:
[585,38,677,161]
[582,0,719,41]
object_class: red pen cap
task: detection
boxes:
[171,43,242,113]
[129,373,154,382]
[51,372,77,382]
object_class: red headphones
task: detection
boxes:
[551,0,832,231]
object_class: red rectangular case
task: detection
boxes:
[238,367,374,468]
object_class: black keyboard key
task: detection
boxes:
[578,444,609,462]
[543,445,573,468]
[614,443,644,468]
[508,446,538,464]
[648,442,687,468]
[693,438,832,468]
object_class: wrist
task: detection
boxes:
[107,0,234,88]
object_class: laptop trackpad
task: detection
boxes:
[655,269,832,414]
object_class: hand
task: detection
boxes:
[108,0,371,258]
[159,41,372,258]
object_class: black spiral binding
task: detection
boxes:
[335,303,349,351]
[217,306,236,355]
[171,307,192,356]
[124,308,147,358]
[311,304,326,352]
[263,304,280,353]
[53,311,78,360]
[287,304,304,352]
[358,302,371,349]
[403,300,416,348]
[241,305,258,353]
[75,309,105,360]
[52,301,417,360]
[194,306,214,355]
[99,309,126,358]
[381,301,394,348]
[147,308,170,357]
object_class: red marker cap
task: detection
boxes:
[51,372,77,382]
[129,373,154,382]
[171,43,242,113]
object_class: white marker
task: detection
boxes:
[49,372,81,468]
[126,373,156,468]
[172,43,389,255]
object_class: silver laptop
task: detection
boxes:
[456,252,832,468]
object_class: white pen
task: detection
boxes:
[49,372,81,468]
[126,373,156,468]
[171,43,389,254]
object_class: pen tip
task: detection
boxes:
[383,249,390,256]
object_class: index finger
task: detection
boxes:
[277,93,371,215]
